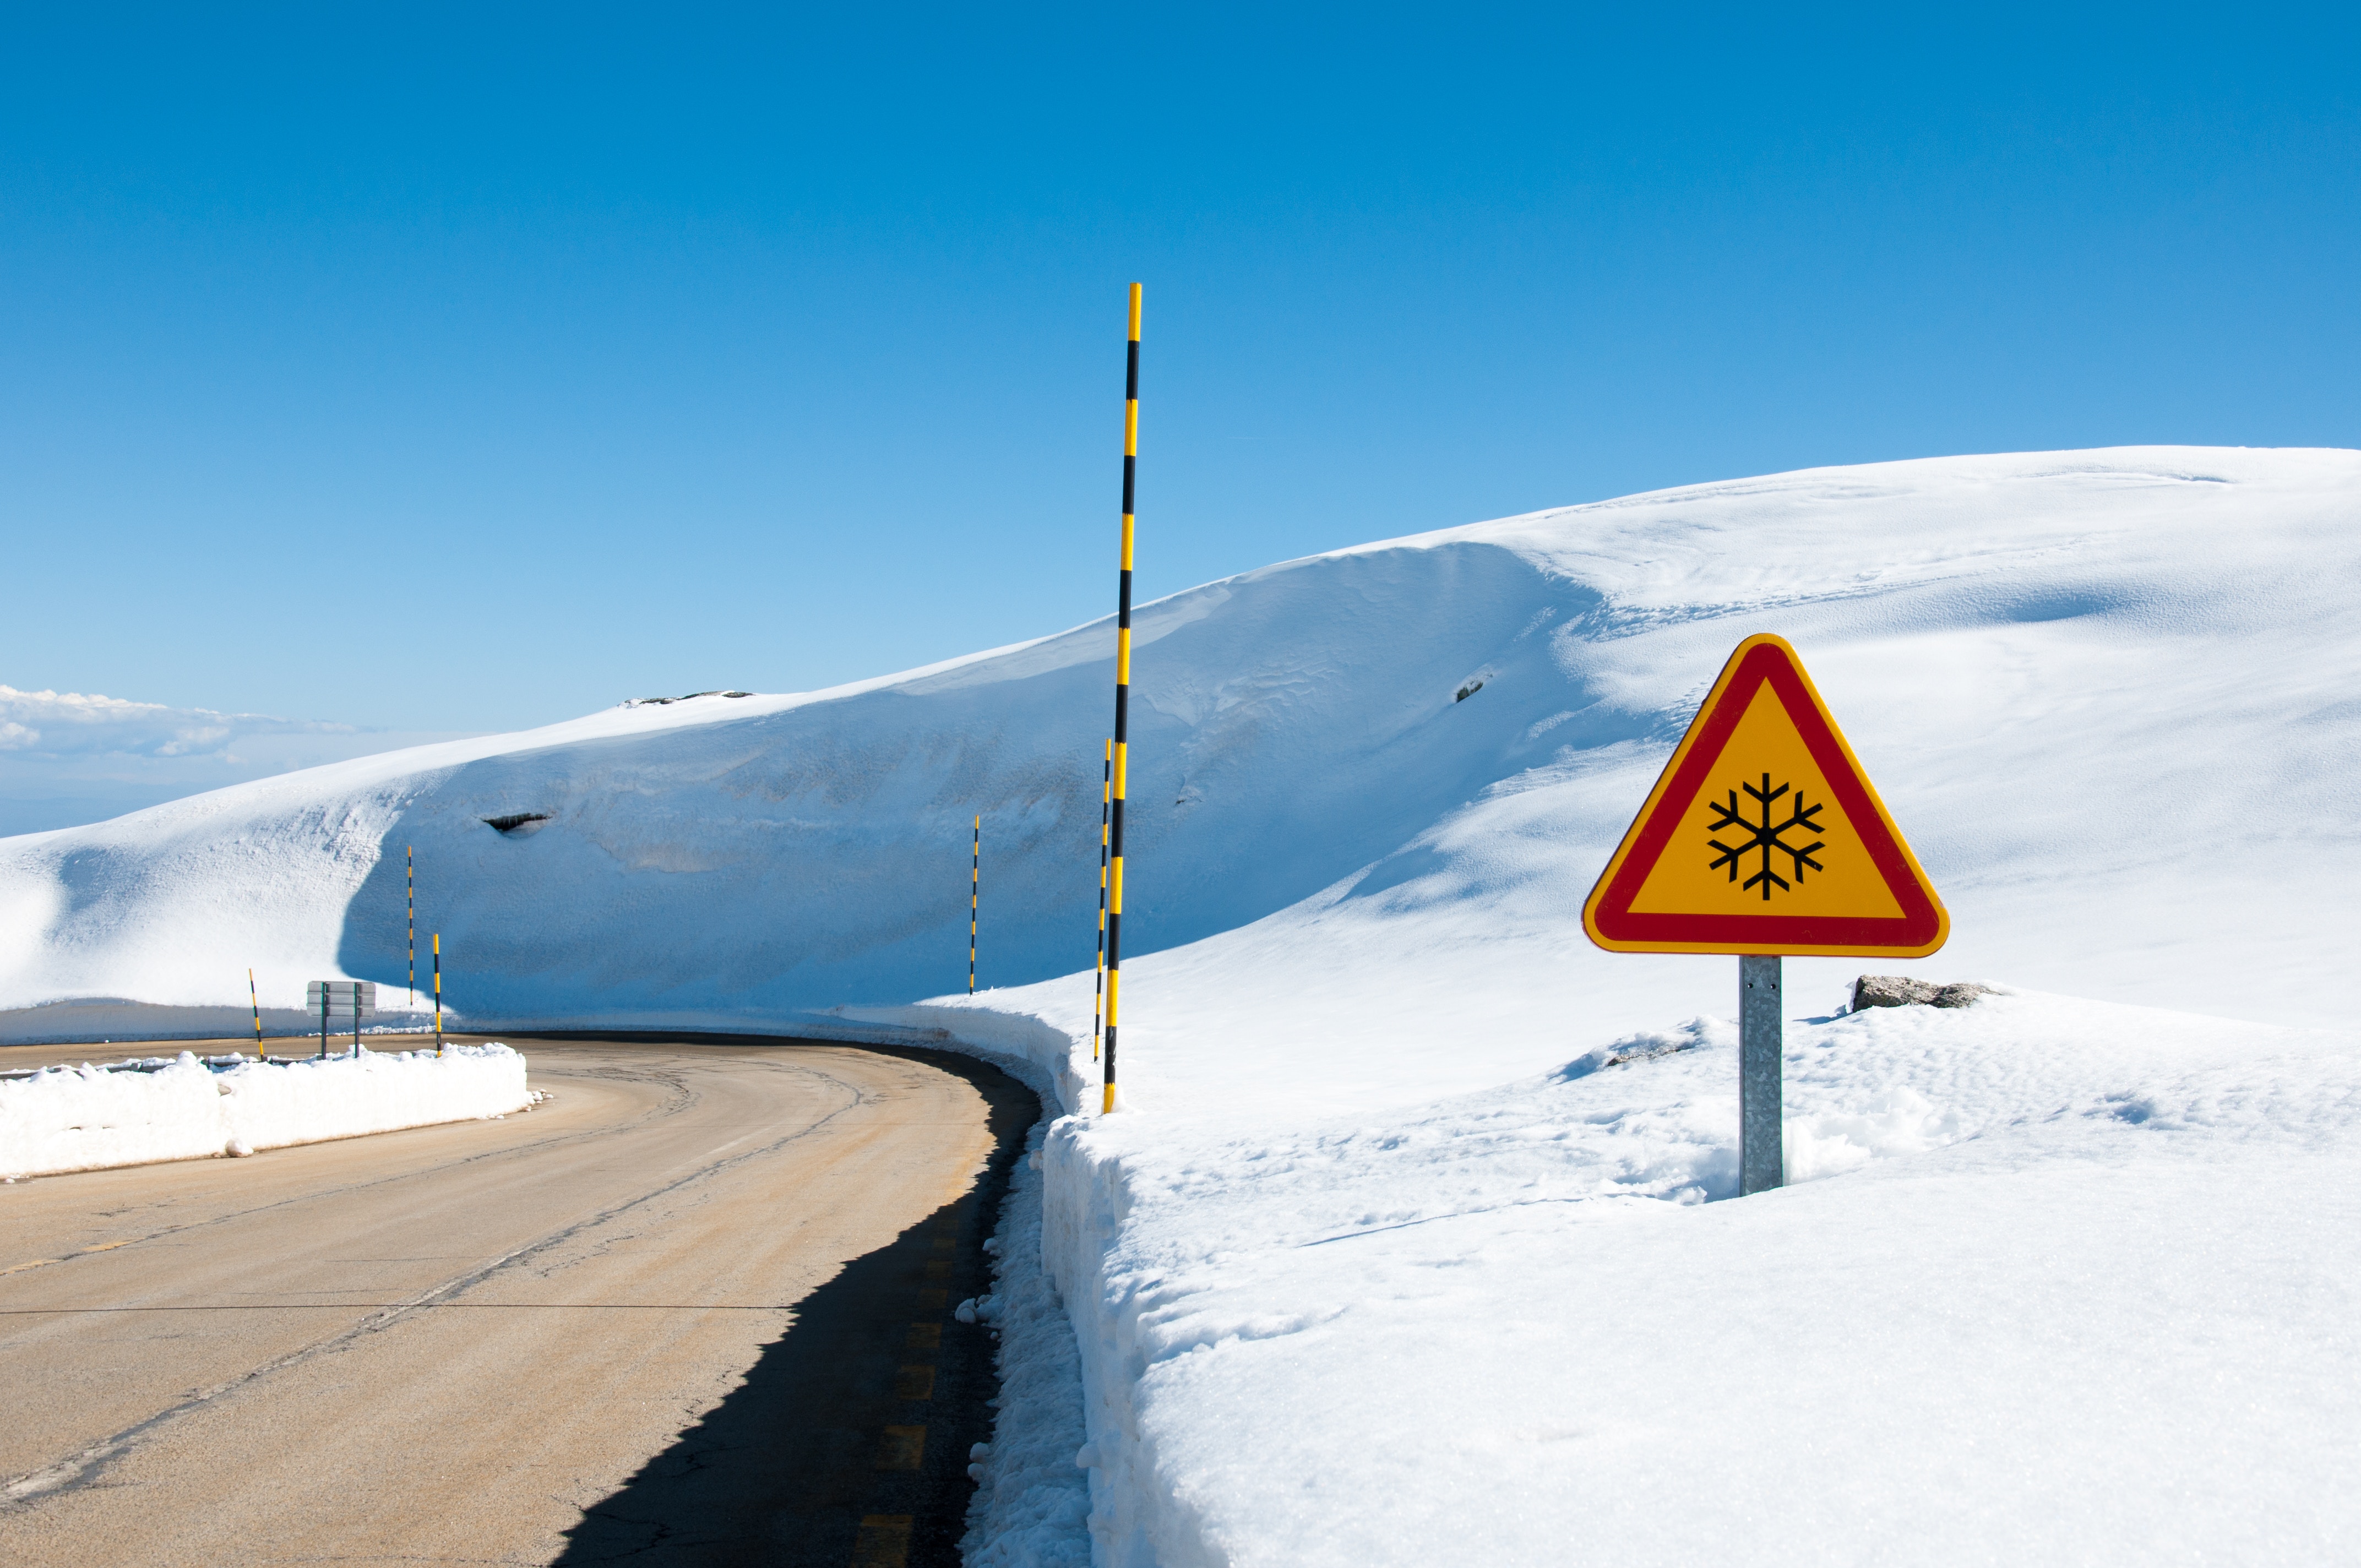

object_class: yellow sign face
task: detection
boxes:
[1584,635,1947,956]
[1626,680,1905,921]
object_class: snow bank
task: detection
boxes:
[887,983,2361,1565]
[961,1119,1094,1568]
[0,1045,531,1178]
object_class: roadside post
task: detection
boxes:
[1582,634,1947,1195]
[970,815,981,994]
[306,981,376,1058]
[432,934,443,1056]
[249,967,264,1058]
[406,846,415,1005]
[1094,738,1111,1061]
[1100,283,1141,1115]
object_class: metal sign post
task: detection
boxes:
[1584,635,1948,1197]
[1739,955,1783,1193]
[306,981,377,1059]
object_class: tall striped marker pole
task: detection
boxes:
[406,846,415,1005]
[248,967,263,1059]
[1092,738,1111,1061]
[1102,284,1140,1115]
[432,933,443,1057]
[969,815,981,994]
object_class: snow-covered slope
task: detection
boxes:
[6,447,2359,1564]
[4,447,2358,1042]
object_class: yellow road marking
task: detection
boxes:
[873,1425,926,1471]
[905,1322,942,1351]
[1,1259,60,1276]
[893,1365,936,1401]
[851,1514,911,1567]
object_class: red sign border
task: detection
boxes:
[1582,635,1949,956]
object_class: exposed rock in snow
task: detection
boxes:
[1853,974,1990,1009]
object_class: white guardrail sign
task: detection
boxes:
[304,980,377,1057]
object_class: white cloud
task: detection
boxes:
[0,685,486,836]
[0,684,354,759]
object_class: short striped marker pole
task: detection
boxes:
[1092,738,1111,1061]
[1102,284,1140,1116]
[248,967,263,1059]
[969,814,981,994]
[432,933,443,1057]
[406,846,415,1006]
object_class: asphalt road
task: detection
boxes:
[0,1032,1035,1567]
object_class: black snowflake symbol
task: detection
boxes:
[1707,774,1826,900]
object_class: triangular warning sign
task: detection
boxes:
[1584,635,1947,957]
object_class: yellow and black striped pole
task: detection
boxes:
[432,933,443,1057]
[406,846,415,1006]
[1103,284,1140,1115]
[1092,738,1111,1060]
[969,814,981,994]
[248,967,263,1059]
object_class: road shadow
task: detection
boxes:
[547,1039,1039,1567]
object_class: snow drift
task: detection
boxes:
[0,1045,532,1178]
[902,979,2361,1565]
[4,446,2360,1565]
[6,447,2357,1039]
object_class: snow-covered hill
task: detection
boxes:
[6,447,2359,1044]
[6,447,2359,1564]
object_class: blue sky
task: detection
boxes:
[3,4,2355,829]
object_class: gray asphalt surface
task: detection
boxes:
[0,1032,1033,1566]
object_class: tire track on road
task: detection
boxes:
[3,1054,880,1510]
[0,1048,701,1286]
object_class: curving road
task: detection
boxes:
[0,1032,1035,1567]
